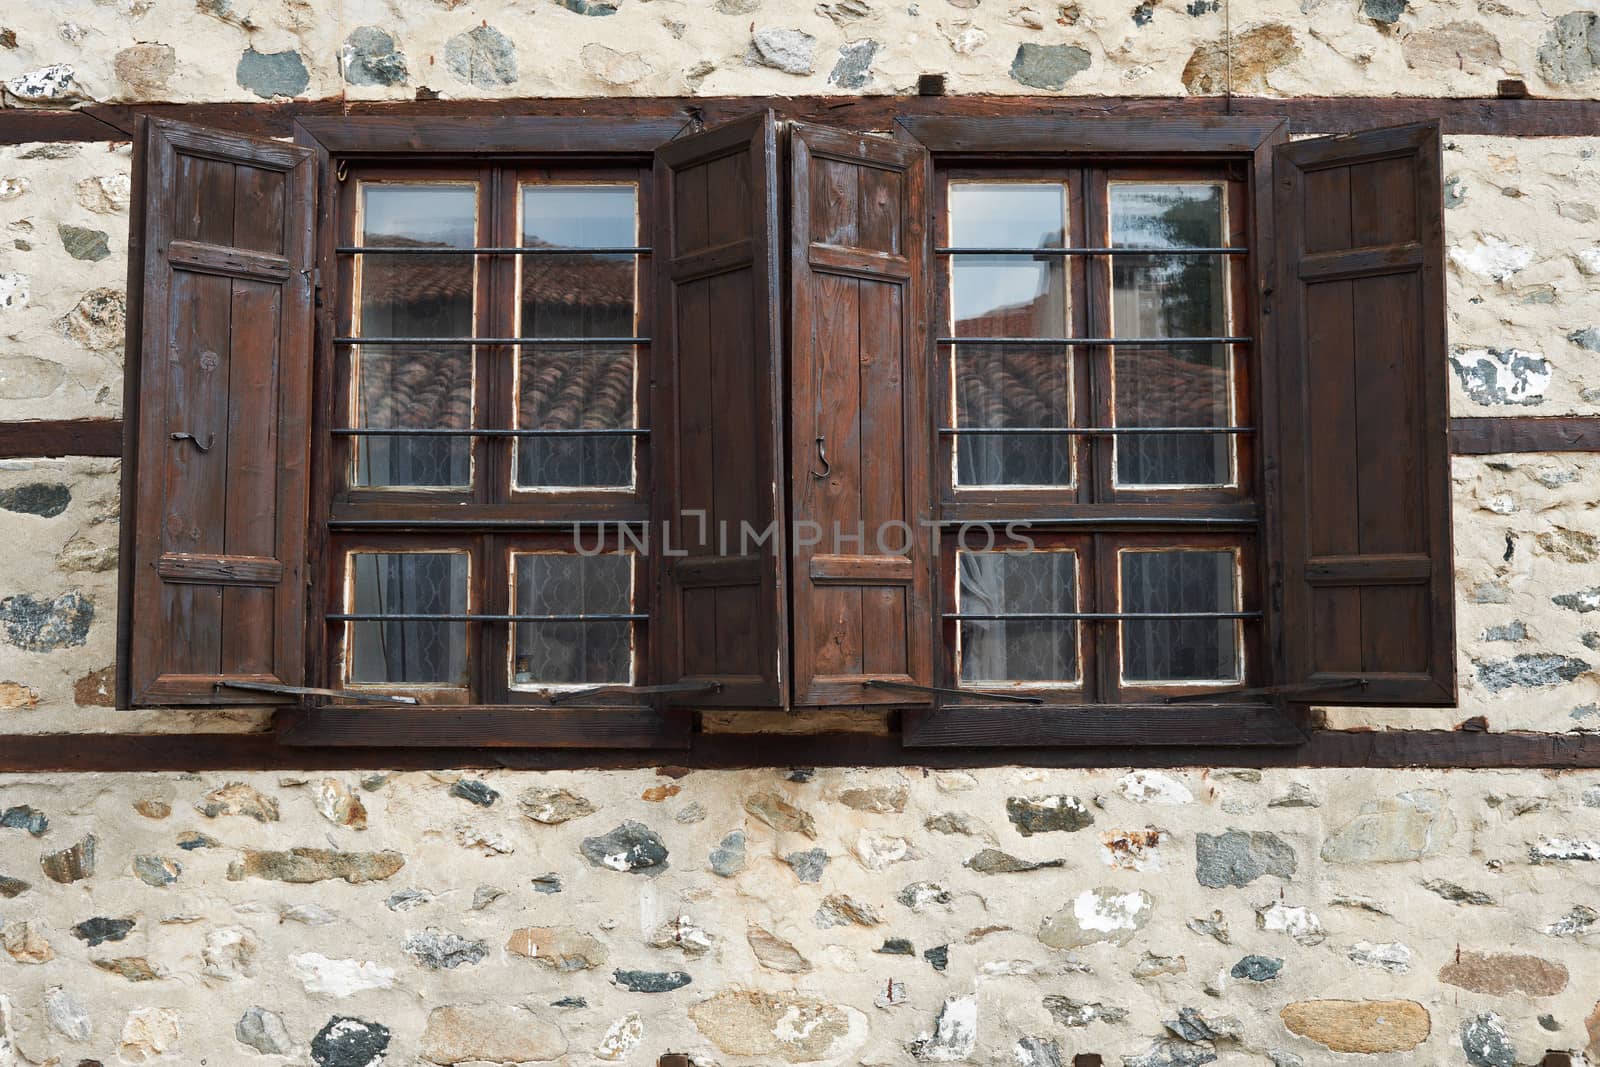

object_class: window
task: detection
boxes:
[122,112,1456,749]
[934,165,1261,707]
[329,164,650,704]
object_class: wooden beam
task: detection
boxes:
[0,727,1598,772]
[0,420,123,459]
[1451,416,1600,454]
[9,96,1600,146]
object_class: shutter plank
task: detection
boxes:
[126,118,314,706]
[1274,122,1455,706]
[652,111,787,706]
[789,123,932,706]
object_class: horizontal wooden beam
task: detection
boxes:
[1450,416,1600,454]
[7,95,1600,146]
[0,419,123,459]
[0,727,1596,771]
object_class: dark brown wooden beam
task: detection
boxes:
[8,95,1600,146]
[0,419,123,459]
[1,727,1598,772]
[1451,416,1600,454]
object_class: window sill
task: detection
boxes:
[902,703,1306,748]
[274,706,691,749]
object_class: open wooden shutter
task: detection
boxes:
[652,112,788,706]
[1273,122,1455,706]
[123,119,315,706]
[789,123,933,707]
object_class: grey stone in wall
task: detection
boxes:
[1475,653,1590,691]
[1009,43,1092,90]
[1538,12,1600,84]
[751,29,817,74]
[342,28,408,87]
[1,592,92,651]
[235,48,311,99]
[445,26,519,88]
[1193,830,1295,887]
[829,40,879,89]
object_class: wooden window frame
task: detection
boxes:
[282,117,691,749]
[898,114,1303,748]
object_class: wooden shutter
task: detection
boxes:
[1273,122,1455,706]
[789,123,933,707]
[123,119,315,706]
[652,112,788,706]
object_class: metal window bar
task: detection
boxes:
[332,428,647,438]
[938,516,1258,527]
[939,426,1253,436]
[546,681,721,705]
[327,613,647,623]
[945,611,1262,621]
[1162,678,1366,704]
[333,336,649,346]
[329,519,649,530]
[862,679,1044,705]
[937,336,1250,346]
[335,245,651,255]
[936,246,1247,256]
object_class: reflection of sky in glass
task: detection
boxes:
[1110,183,1223,249]
[523,185,636,249]
[949,183,1066,330]
[362,185,476,248]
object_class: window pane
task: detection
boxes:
[517,185,638,490]
[1110,183,1234,487]
[1120,548,1239,684]
[347,551,469,686]
[354,184,477,489]
[512,553,633,687]
[948,182,1072,487]
[958,551,1078,684]
[953,344,1073,486]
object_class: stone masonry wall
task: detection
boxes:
[3,767,1600,1066]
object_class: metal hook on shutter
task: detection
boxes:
[170,431,215,454]
[810,435,830,479]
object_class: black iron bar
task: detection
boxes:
[545,681,722,705]
[945,611,1261,621]
[334,336,648,346]
[940,516,1257,527]
[939,426,1253,436]
[1163,678,1366,704]
[215,680,420,706]
[336,245,650,255]
[329,519,646,530]
[332,427,647,437]
[862,679,1045,705]
[326,613,647,623]
[936,246,1247,256]
[937,336,1249,346]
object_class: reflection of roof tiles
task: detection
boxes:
[357,241,635,432]
[956,303,1229,428]
[362,235,636,307]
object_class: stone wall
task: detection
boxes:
[2,767,1599,1065]
[2,0,1600,101]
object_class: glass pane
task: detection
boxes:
[1110,183,1234,487]
[347,552,469,686]
[1120,549,1239,684]
[953,344,1073,487]
[517,184,638,490]
[513,553,633,687]
[957,551,1078,684]
[948,182,1072,488]
[354,183,477,489]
